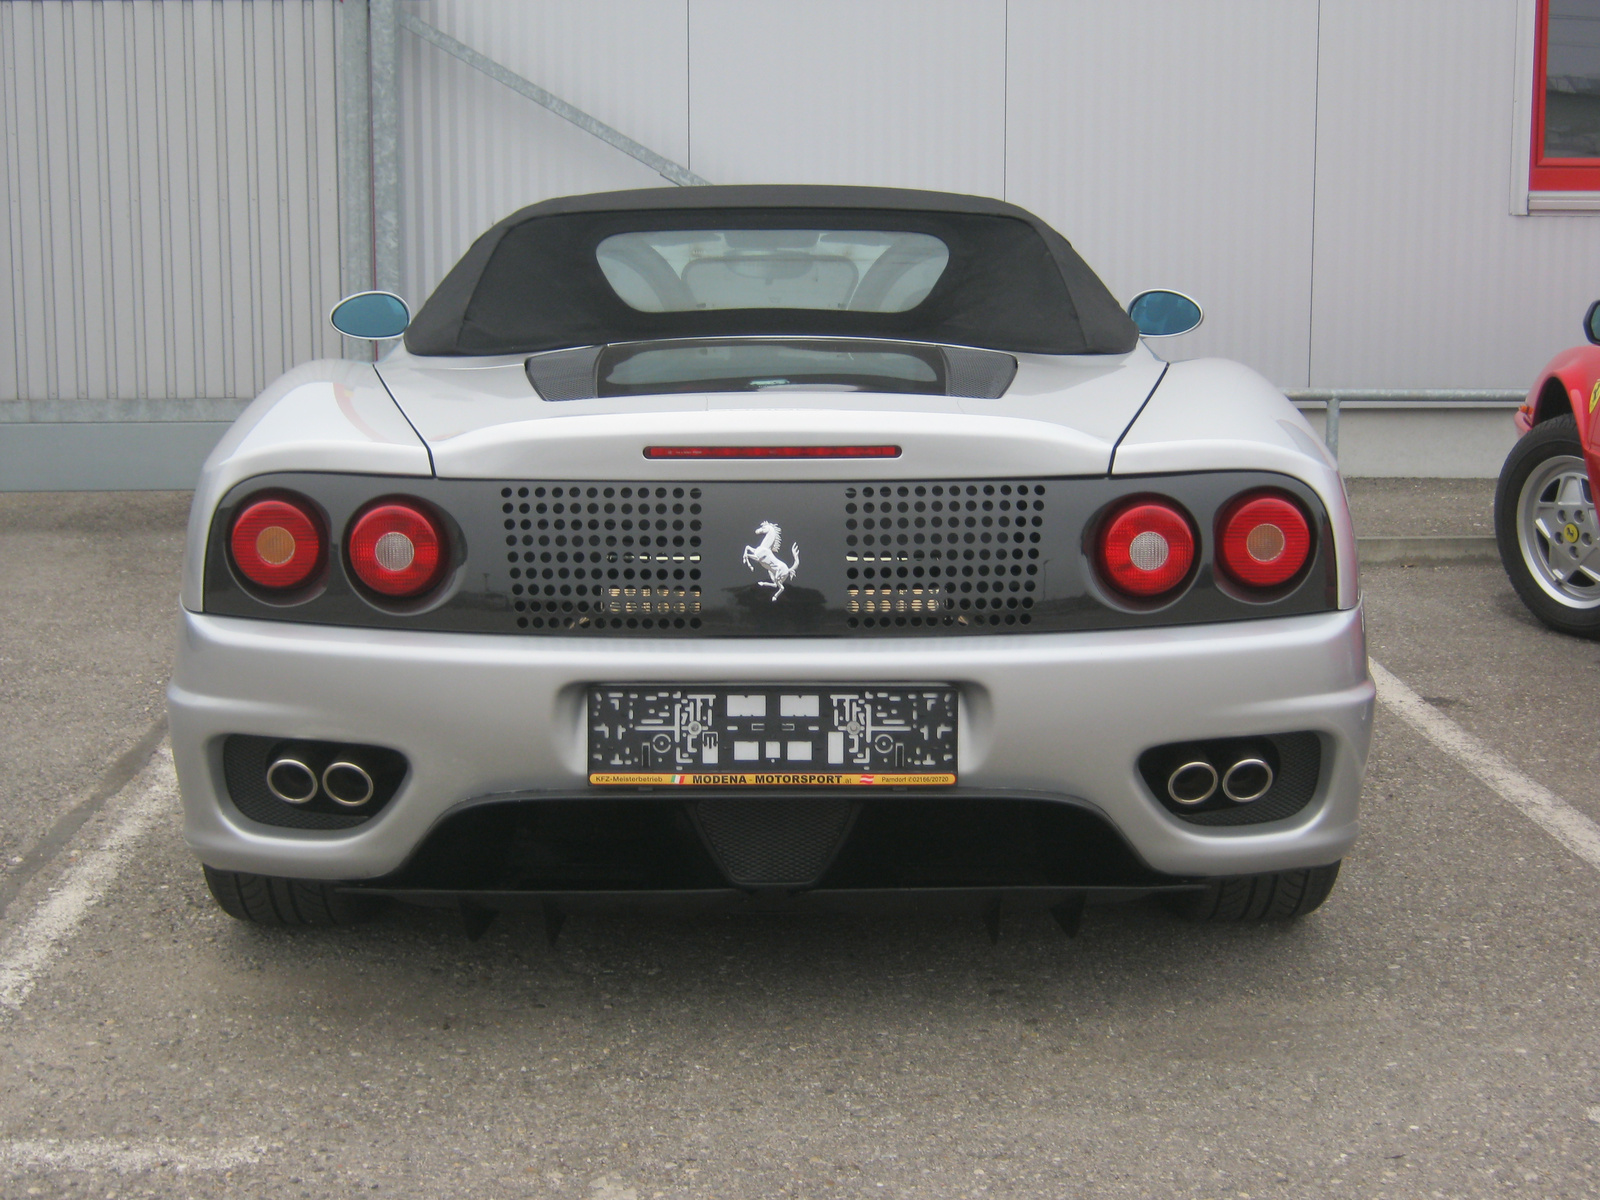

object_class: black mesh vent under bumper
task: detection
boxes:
[693,798,857,886]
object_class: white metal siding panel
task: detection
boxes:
[1006,0,1320,389]
[1310,0,1600,389]
[0,0,342,406]
[398,0,691,305]
[687,0,1006,196]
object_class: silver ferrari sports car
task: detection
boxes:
[169,186,1373,933]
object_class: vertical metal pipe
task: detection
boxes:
[1325,395,1341,460]
[369,0,401,300]
[336,0,373,360]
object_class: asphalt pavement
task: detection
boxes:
[2,483,1598,1200]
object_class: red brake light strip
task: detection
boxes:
[644,445,900,460]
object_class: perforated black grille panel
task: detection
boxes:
[845,482,1044,630]
[500,484,706,632]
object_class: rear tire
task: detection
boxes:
[1165,861,1340,922]
[202,865,385,927]
[1494,414,1600,638]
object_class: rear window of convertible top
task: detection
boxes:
[595,229,951,314]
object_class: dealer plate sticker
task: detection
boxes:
[588,685,957,786]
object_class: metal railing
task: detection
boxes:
[1285,389,1523,457]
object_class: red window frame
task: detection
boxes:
[1532,0,1600,191]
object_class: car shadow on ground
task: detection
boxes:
[201,893,1344,1024]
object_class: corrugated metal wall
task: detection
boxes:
[0,0,342,411]
[395,0,1600,393]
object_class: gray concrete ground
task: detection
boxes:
[1344,477,1495,539]
[2,487,1598,1199]
[0,493,187,916]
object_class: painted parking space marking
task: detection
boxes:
[0,1137,264,1173]
[0,744,176,1011]
[1372,659,1600,872]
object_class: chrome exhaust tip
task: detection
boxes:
[1166,760,1218,806]
[1222,757,1274,803]
[321,761,375,808]
[265,757,318,805]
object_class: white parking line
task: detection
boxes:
[0,745,176,1011]
[0,1136,264,1173]
[1372,659,1600,871]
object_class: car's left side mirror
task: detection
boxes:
[329,291,411,340]
[1584,299,1600,345]
[1128,289,1204,338]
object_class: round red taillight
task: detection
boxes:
[347,502,447,597]
[1097,499,1196,598]
[229,497,323,590]
[1217,491,1312,588]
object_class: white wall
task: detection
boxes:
[395,0,1600,394]
[1310,0,1600,388]
[1005,0,1320,387]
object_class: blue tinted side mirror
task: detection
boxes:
[1127,290,1204,338]
[329,291,411,340]
[1585,299,1600,345]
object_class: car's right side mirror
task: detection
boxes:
[1128,289,1204,338]
[1584,299,1600,345]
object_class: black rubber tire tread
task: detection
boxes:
[1494,413,1600,638]
[1166,861,1340,923]
[202,865,384,927]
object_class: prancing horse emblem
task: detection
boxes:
[741,520,800,600]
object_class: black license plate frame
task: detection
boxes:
[587,684,958,786]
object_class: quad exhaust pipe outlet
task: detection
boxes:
[1222,757,1274,803]
[322,761,375,808]
[1164,761,1209,809]
[265,753,377,808]
[265,757,318,805]
[1166,760,1218,806]
[1166,752,1275,807]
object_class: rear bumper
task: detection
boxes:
[169,604,1373,882]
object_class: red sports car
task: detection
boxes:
[1496,303,1600,637]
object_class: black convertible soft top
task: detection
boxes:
[404,185,1139,358]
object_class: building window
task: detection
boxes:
[1532,0,1600,191]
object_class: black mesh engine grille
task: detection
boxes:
[845,482,1043,630]
[694,798,856,886]
[501,484,706,632]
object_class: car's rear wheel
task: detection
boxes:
[1164,861,1340,922]
[202,865,385,927]
[1495,414,1600,637]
